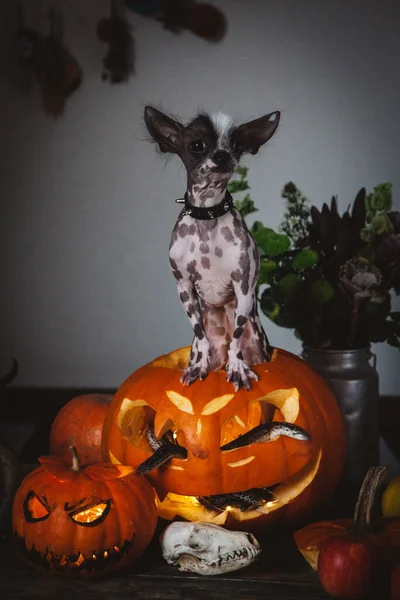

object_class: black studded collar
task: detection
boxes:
[177,191,234,220]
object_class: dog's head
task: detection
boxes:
[144,106,280,187]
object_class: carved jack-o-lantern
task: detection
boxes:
[102,347,346,530]
[12,448,158,577]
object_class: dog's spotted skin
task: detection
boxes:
[145,106,280,390]
[170,208,270,388]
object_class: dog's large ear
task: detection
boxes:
[144,106,183,153]
[231,111,280,155]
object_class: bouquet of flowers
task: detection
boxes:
[228,166,400,350]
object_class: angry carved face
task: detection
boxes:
[12,455,158,577]
[102,347,346,530]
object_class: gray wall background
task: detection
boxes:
[1,0,399,400]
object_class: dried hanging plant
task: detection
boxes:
[17,6,82,117]
[97,0,135,83]
[125,0,227,42]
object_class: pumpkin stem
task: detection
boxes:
[349,465,388,535]
[70,445,81,471]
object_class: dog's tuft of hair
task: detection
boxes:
[210,111,234,143]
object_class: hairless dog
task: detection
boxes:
[145,106,280,391]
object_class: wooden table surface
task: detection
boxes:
[0,527,332,600]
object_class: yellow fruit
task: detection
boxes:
[382,476,400,517]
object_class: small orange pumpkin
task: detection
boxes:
[12,448,158,577]
[49,394,112,464]
[102,346,346,530]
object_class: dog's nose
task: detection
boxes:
[213,150,233,169]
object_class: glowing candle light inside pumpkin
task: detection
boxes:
[74,553,85,566]
[73,503,108,523]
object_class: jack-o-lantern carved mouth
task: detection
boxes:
[157,448,322,525]
[135,420,311,510]
[136,421,310,478]
[14,531,135,574]
[199,485,278,512]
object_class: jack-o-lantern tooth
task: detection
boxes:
[109,451,122,465]
[221,422,310,452]
[154,415,174,439]
[166,390,194,414]
[227,456,255,468]
[234,415,245,428]
[201,394,235,416]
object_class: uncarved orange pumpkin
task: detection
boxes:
[49,394,112,464]
[102,346,346,530]
[12,449,158,577]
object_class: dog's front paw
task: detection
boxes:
[226,353,259,391]
[181,364,208,386]
[181,339,210,386]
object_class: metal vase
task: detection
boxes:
[301,345,379,487]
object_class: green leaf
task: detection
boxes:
[228,180,250,193]
[292,249,319,269]
[371,214,393,235]
[253,226,291,256]
[360,226,374,243]
[278,274,304,299]
[258,259,277,285]
[259,288,295,328]
[235,165,249,178]
[251,220,264,234]
[370,183,393,212]
[365,195,373,215]
[310,280,334,303]
[234,193,259,218]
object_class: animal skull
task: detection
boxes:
[160,521,261,575]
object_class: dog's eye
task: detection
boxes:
[190,140,205,152]
[233,141,243,154]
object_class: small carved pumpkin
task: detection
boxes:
[12,448,157,577]
[102,346,346,530]
[49,394,113,464]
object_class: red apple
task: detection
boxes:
[391,562,400,600]
[318,534,376,599]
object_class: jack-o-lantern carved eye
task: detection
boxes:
[117,398,156,451]
[220,398,275,447]
[116,397,187,453]
[23,491,51,523]
[220,389,310,451]
[155,417,186,448]
[66,499,112,527]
